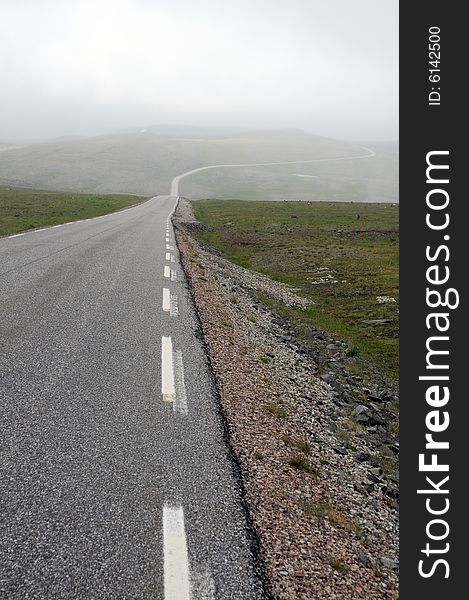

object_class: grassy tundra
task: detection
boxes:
[193,199,399,381]
[0,186,146,236]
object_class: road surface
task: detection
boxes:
[171,146,376,195]
[0,196,267,599]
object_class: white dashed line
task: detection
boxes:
[161,336,175,402]
[166,243,171,250]
[162,288,171,312]
[163,504,191,600]
[170,255,175,263]
[164,266,171,278]
[173,350,188,415]
[170,294,179,317]
[170,269,177,281]
[7,233,26,238]
[165,252,171,261]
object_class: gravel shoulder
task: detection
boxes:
[174,198,398,600]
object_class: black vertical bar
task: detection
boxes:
[400,2,465,597]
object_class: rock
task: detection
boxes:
[341,390,353,404]
[375,425,385,435]
[352,403,387,427]
[367,472,382,484]
[385,486,399,500]
[380,557,398,571]
[352,404,372,424]
[358,552,372,567]
[353,451,371,463]
[368,393,385,403]
[332,395,346,407]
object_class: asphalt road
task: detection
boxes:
[171,146,376,195]
[0,196,267,599]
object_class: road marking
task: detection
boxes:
[161,336,175,402]
[162,288,171,312]
[165,252,171,261]
[164,266,171,278]
[5,197,159,240]
[170,293,179,317]
[163,504,191,600]
[170,254,175,263]
[166,243,171,250]
[173,350,187,415]
[171,269,177,281]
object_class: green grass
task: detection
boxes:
[327,557,350,574]
[193,199,399,381]
[287,454,319,476]
[264,402,287,418]
[0,186,147,236]
[305,498,362,536]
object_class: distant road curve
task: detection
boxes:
[170,146,376,196]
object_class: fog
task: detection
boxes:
[0,0,398,143]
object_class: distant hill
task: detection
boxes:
[0,126,398,202]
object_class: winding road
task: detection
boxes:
[1,146,376,598]
[171,146,376,196]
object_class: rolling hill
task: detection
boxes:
[0,127,398,202]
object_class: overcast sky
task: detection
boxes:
[0,0,398,142]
